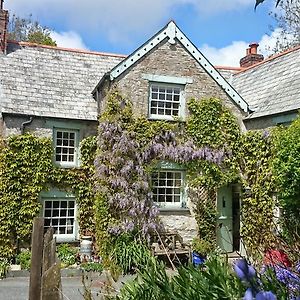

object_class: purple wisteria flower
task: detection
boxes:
[234,259,256,282]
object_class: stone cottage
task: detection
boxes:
[0,2,299,253]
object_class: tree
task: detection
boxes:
[255,0,283,9]
[8,14,56,46]
[270,0,300,52]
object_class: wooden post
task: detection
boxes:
[42,228,55,274]
[29,217,44,300]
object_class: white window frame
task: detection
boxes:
[151,169,186,209]
[43,198,78,243]
[148,83,185,120]
[54,128,79,168]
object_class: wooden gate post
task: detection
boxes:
[29,217,45,300]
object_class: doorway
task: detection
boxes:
[216,185,241,253]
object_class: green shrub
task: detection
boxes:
[80,262,103,273]
[57,243,77,267]
[112,234,152,274]
[117,255,244,299]
[191,237,214,256]
[16,249,31,270]
[0,259,9,278]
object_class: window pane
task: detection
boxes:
[52,210,59,217]
[152,93,158,99]
[45,210,51,217]
[45,201,52,209]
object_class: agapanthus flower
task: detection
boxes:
[234,259,256,281]
[256,291,277,300]
[243,288,254,300]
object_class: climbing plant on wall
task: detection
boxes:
[0,91,290,262]
[0,134,96,259]
[239,130,276,256]
[273,117,300,244]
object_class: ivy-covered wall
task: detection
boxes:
[0,92,289,260]
[0,134,96,259]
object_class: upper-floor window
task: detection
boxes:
[151,169,185,208]
[149,83,184,120]
[54,128,79,167]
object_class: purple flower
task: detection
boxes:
[234,259,256,281]
[256,291,276,300]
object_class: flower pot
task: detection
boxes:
[192,251,206,266]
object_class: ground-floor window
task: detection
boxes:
[151,169,185,208]
[43,198,77,242]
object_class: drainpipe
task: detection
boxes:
[20,116,33,134]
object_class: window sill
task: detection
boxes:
[55,235,78,243]
[54,163,80,169]
[159,208,191,215]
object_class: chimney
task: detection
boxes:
[240,43,264,68]
[0,0,8,54]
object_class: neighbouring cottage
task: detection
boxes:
[0,1,299,254]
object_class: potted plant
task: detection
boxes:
[191,237,214,266]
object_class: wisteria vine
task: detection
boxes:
[94,97,226,243]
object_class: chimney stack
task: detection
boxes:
[240,43,264,68]
[0,0,8,54]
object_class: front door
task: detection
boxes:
[217,186,233,252]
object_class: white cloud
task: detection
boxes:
[200,41,248,67]
[200,28,286,67]
[6,0,254,45]
[50,31,88,49]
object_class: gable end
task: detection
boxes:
[109,21,249,113]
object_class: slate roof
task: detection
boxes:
[0,41,126,121]
[232,45,300,119]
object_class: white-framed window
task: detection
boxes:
[43,198,77,242]
[149,83,184,120]
[151,170,185,208]
[54,129,79,167]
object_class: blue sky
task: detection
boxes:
[5,0,280,66]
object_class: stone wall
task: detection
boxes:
[3,115,97,138]
[160,212,198,243]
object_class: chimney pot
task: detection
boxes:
[249,42,259,54]
[0,0,8,54]
[240,42,263,68]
